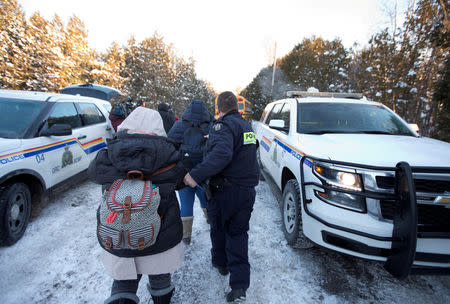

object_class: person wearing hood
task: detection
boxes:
[89,107,186,304]
[158,102,176,133]
[167,100,213,245]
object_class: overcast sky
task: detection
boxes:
[19,0,406,93]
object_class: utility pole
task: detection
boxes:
[270,42,277,98]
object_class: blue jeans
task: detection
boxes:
[178,185,207,217]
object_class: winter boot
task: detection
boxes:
[212,262,229,276]
[147,284,175,304]
[226,289,246,303]
[181,216,193,245]
[104,292,139,304]
[201,208,209,224]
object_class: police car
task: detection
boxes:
[0,90,113,245]
[254,91,450,278]
[60,83,121,102]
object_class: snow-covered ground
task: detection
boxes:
[1,180,449,304]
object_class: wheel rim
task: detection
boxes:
[8,191,28,234]
[283,192,297,234]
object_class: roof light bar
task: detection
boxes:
[287,91,364,99]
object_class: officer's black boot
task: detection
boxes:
[212,262,229,276]
[226,289,246,303]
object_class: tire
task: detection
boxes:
[281,179,313,249]
[0,183,32,246]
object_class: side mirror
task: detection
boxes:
[268,119,287,131]
[41,124,72,137]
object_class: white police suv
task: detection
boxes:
[0,90,113,245]
[254,91,450,278]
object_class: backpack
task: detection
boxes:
[112,103,127,118]
[181,121,209,167]
[97,171,161,252]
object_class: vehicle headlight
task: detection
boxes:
[313,164,366,212]
[313,164,362,192]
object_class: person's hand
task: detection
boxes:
[184,173,197,188]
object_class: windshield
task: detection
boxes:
[0,99,45,138]
[238,102,244,110]
[297,102,415,136]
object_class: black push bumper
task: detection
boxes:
[300,156,450,278]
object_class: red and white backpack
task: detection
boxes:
[97,170,161,251]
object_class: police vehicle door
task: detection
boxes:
[273,102,291,181]
[262,102,283,178]
[42,101,87,187]
[74,102,109,164]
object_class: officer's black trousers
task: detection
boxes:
[207,184,255,290]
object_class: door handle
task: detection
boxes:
[106,127,111,131]
[77,135,87,140]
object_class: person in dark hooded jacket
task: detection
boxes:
[89,107,186,304]
[167,100,213,245]
[158,102,176,133]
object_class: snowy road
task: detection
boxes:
[0,180,449,304]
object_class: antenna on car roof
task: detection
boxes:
[286,91,364,99]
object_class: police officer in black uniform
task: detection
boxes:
[183,91,259,303]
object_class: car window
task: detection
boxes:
[279,103,290,130]
[297,102,414,136]
[266,103,283,124]
[260,103,274,123]
[102,103,112,113]
[47,102,82,129]
[77,102,106,126]
[0,98,45,139]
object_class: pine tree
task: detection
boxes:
[278,37,350,92]
[0,0,30,89]
[93,42,126,89]
[434,56,450,142]
[25,12,64,91]
[348,0,448,137]
[63,15,95,85]
[120,33,215,112]
[240,66,299,120]
[401,0,448,136]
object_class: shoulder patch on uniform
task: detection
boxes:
[243,132,256,145]
[213,123,222,131]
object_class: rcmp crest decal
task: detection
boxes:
[61,145,73,167]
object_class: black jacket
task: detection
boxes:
[167,100,213,143]
[189,110,260,187]
[158,103,176,134]
[88,132,185,257]
[167,100,213,169]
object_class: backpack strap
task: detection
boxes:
[125,163,176,181]
[149,162,177,177]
